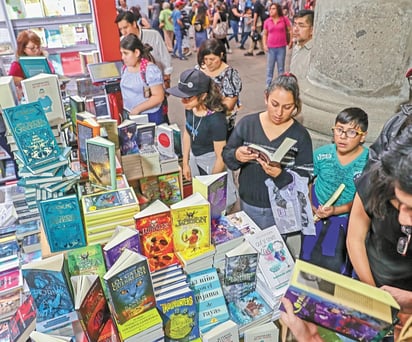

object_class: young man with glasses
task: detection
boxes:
[290,9,314,81]
[300,107,369,275]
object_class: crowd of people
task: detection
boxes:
[6,0,412,340]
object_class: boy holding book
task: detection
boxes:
[300,108,368,275]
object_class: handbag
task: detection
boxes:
[213,14,228,39]
[251,30,261,42]
[283,16,291,44]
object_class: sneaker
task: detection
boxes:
[239,46,245,50]
[171,54,178,58]
[227,49,232,54]
[179,56,188,60]
[256,51,265,56]
[244,52,253,56]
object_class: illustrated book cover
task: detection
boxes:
[156,286,200,342]
[117,120,139,156]
[76,117,100,167]
[158,172,182,206]
[103,249,156,325]
[67,244,106,278]
[71,274,111,342]
[86,136,117,190]
[38,194,86,253]
[225,211,262,236]
[211,215,244,246]
[134,199,179,272]
[7,294,37,342]
[224,241,258,286]
[103,225,142,269]
[21,72,65,126]
[2,102,61,171]
[170,192,211,260]
[192,171,227,219]
[0,267,22,295]
[280,259,401,342]
[187,267,230,333]
[247,137,297,166]
[245,225,294,291]
[21,253,77,332]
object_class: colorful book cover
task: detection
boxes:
[170,192,211,259]
[76,118,100,167]
[134,200,179,272]
[103,249,155,325]
[136,123,156,148]
[45,28,63,48]
[280,259,401,342]
[118,120,139,156]
[7,294,37,342]
[5,0,27,19]
[0,235,19,263]
[156,287,200,342]
[22,254,77,331]
[72,275,111,342]
[211,215,244,246]
[97,317,121,342]
[2,102,61,171]
[224,241,258,286]
[0,288,21,321]
[192,171,227,219]
[188,268,229,333]
[60,51,82,76]
[103,226,142,269]
[86,136,117,190]
[67,244,106,277]
[39,194,86,253]
[139,176,161,205]
[245,226,294,291]
[158,172,182,206]
[226,211,261,236]
[227,291,271,327]
[156,125,175,158]
[0,267,22,294]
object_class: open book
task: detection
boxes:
[280,260,400,342]
[248,137,297,166]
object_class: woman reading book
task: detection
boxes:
[222,73,313,255]
[8,30,55,99]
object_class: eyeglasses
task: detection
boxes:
[397,225,412,256]
[331,126,365,139]
[25,45,40,51]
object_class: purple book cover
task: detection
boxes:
[104,233,142,269]
[211,216,243,246]
[281,286,395,342]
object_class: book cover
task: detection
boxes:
[2,102,61,170]
[243,322,279,342]
[201,320,239,342]
[156,125,175,158]
[21,253,77,331]
[21,73,66,126]
[45,28,63,48]
[103,249,156,325]
[280,259,401,342]
[224,241,258,286]
[134,199,179,272]
[118,120,139,156]
[23,0,44,18]
[21,233,40,253]
[76,117,100,166]
[245,226,294,291]
[211,215,244,246]
[156,286,200,342]
[192,171,227,219]
[0,267,22,295]
[0,75,18,109]
[170,192,211,259]
[5,0,26,19]
[74,0,91,14]
[96,317,121,342]
[139,175,161,205]
[247,137,297,166]
[18,56,51,78]
[71,274,111,341]
[103,225,142,269]
[136,123,156,148]
[158,172,182,206]
[7,294,36,342]
[73,25,89,45]
[67,244,106,278]
[226,211,262,236]
[93,95,111,119]
[86,136,117,190]
[97,118,119,149]
[188,268,230,333]
[42,0,75,16]
[0,235,19,263]
[169,123,182,158]
[38,194,86,253]
[60,51,82,76]
[0,288,21,321]
[48,53,64,75]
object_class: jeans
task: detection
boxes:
[173,28,183,58]
[240,32,250,47]
[266,46,286,86]
[240,199,275,229]
[228,20,240,42]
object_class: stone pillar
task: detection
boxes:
[300,0,412,146]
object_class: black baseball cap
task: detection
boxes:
[167,69,211,98]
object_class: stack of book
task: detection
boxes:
[80,187,140,245]
[152,264,188,298]
[170,192,215,274]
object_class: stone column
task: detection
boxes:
[300,0,412,146]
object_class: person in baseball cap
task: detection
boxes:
[166,68,211,98]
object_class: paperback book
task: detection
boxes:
[247,137,297,166]
[118,120,139,156]
[76,117,100,167]
[201,320,239,342]
[67,244,106,278]
[158,172,182,206]
[225,241,258,286]
[7,294,37,342]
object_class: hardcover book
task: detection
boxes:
[86,136,117,190]
[2,102,61,172]
[118,120,139,156]
[76,117,100,167]
[245,226,294,291]
[247,137,297,166]
[23,0,44,18]
[192,171,228,219]
[71,274,111,341]
[169,123,182,158]
[280,259,401,342]
[103,225,142,269]
[67,244,106,278]
[18,56,51,78]
[201,320,239,342]
[21,253,77,332]
[5,0,26,19]
[187,267,230,333]
[158,172,182,206]
[103,249,156,325]
[45,28,63,48]
[134,199,179,272]
[39,194,86,253]
[156,286,200,342]
[170,192,211,260]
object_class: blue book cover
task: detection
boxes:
[2,102,61,170]
[188,268,229,333]
[211,215,244,246]
[156,286,200,342]
[39,194,86,253]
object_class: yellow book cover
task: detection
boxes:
[171,192,211,254]
[115,307,162,340]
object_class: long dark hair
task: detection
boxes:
[120,34,155,63]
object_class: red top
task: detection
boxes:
[8,60,56,79]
